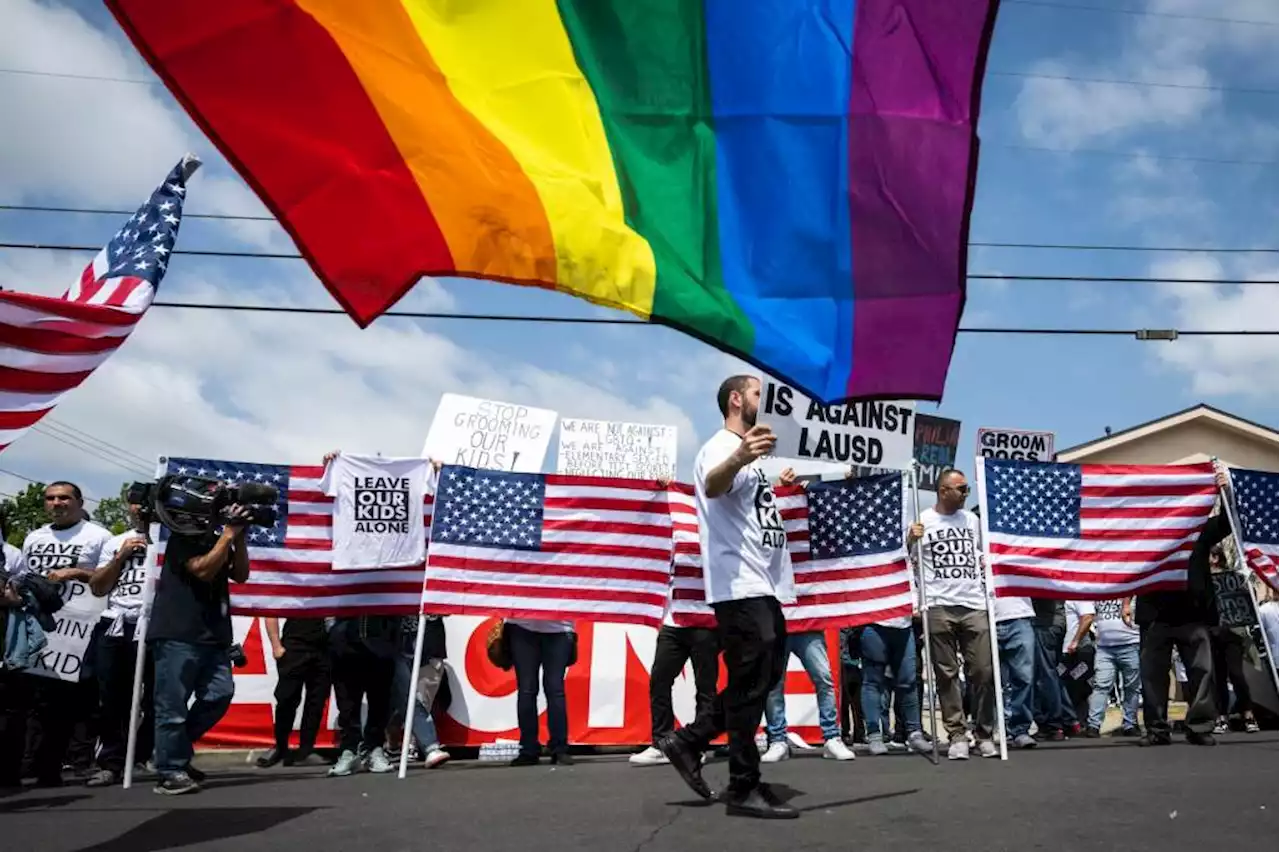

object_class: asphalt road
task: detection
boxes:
[3,734,1276,852]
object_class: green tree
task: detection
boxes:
[92,484,134,535]
[1,482,50,546]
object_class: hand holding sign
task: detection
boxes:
[735,425,776,463]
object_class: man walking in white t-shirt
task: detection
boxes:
[658,375,798,820]
[908,469,996,760]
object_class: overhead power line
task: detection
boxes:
[0,241,1275,284]
[1003,0,1277,26]
[2,205,1276,255]
[41,416,155,469]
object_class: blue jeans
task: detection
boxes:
[859,624,921,738]
[1032,625,1069,730]
[507,625,574,757]
[996,618,1036,738]
[151,640,235,777]
[392,651,443,751]
[765,631,839,743]
[1089,642,1140,730]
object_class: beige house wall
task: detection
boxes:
[1061,419,1278,471]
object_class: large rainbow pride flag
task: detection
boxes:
[108,0,1000,403]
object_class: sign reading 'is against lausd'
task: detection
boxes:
[977,427,1055,462]
[759,379,915,469]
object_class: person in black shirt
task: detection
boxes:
[1136,471,1231,747]
[147,508,252,794]
[258,616,331,767]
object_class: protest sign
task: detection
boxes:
[850,413,962,489]
[977,427,1055,462]
[759,379,915,469]
[1213,571,1258,629]
[557,418,677,480]
[25,580,106,682]
[422,394,557,472]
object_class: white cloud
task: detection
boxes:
[1144,254,1279,397]
[1013,0,1275,147]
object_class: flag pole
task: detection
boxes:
[975,457,1009,761]
[398,614,428,780]
[124,477,164,790]
[1217,461,1280,693]
[910,463,940,766]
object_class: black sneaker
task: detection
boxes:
[154,772,201,796]
[1143,731,1172,746]
[1083,727,1101,739]
[1118,726,1143,738]
[256,748,285,768]
[550,752,575,766]
[1187,731,1217,747]
[655,734,711,801]
[509,754,540,767]
[725,784,799,820]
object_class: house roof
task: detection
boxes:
[1057,403,1279,462]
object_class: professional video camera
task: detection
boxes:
[126,473,279,537]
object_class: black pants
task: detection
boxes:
[649,625,719,745]
[331,642,395,755]
[274,642,331,753]
[5,674,79,784]
[1140,622,1216,735]
[840,663,865,742]
[676,597,787,795]
[96,621,155,773]
[1209,628,1253,716]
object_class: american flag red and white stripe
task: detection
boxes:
[668,483,715,629]
[422,468,672,627]
[155,457,431,616]
[979,458,1218,599]
[0,155,200,453]
[670,474,915,631]
[1227,467,1278,589]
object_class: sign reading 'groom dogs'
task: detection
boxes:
[760,379,916,469]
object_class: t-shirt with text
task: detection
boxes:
[916,508,984,610]
[321,454,437,570]
[21,521,113,610]
[1092,598,1139,647]
[97,531,149,626]
[694,430,795,605]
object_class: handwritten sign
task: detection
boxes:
[557,418,677,480]
[977,427,1055,462]
[25,580,106,682]
[422,393,557,472]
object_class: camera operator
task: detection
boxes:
[84,501,154,787]
[146,503,252,795]
[14,483,112,788]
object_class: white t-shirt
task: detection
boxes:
[21,520,112,577]
[917,508,985,610]
[1063,600,1096,652]
[994,595,1035,623]
[1259,601,1278,664]
[2,542,24,578]
[321,454,436,570]
[1092,598,1140,647]
[97,531,149,625]
[693,430,795,605]
[507,618,574,633]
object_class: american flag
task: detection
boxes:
[1228,467,1278,589]
[671,474,915,631]
[668,483,715,628]
[0,156,199,453]
[979,459,1218,599]
[155,457,431,616]
[422,468,673,627]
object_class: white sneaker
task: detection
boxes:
[328,750,361,777]
[365,747,394,774]
[424,748,451,769]
[977,740,999,759]
[760,741,790,763]
[823,737,856,761]
[786,731,817,750]
[965,731,976,747]
[907,732,931,754]
[886,739,908,752]
[947,739,970,761]
[628,746,669,767]
[867,736,889,756]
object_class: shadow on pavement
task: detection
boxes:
[797,787,919,813]
[71,807,320,852]
[0,794,91,812]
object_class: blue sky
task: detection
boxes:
[0,0,1276,507]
